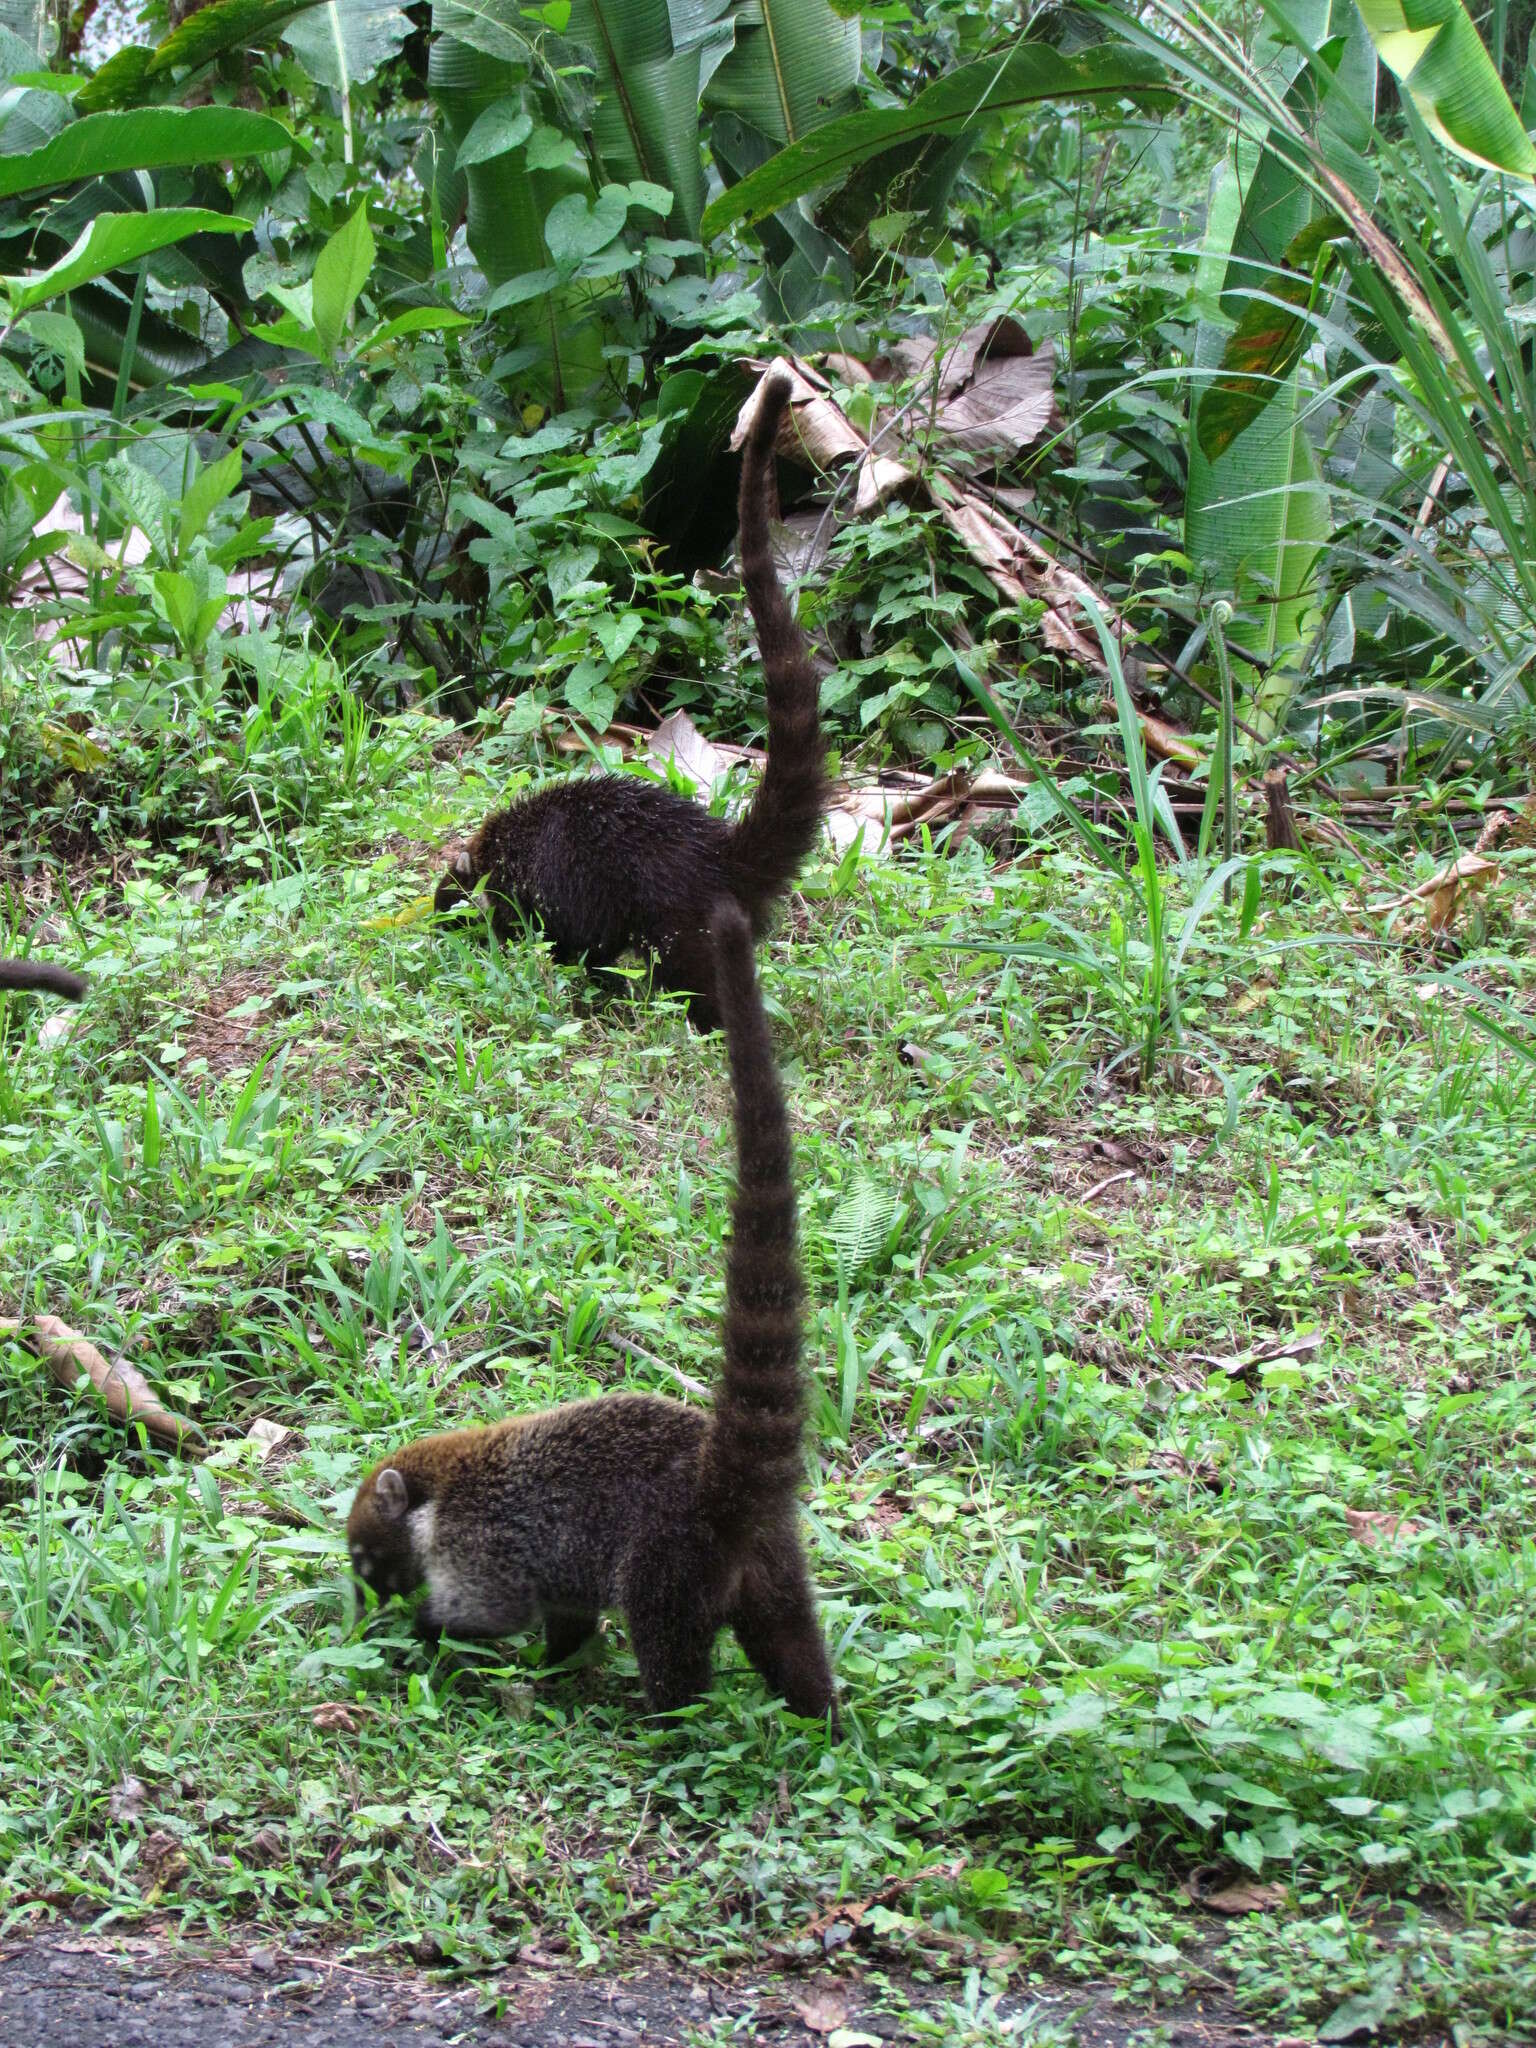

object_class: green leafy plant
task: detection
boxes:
[952,607,1254,1090]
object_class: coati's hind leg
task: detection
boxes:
[731,1533,839,1729]
[544,1609,600,1667]
[623,1553,719,1713]
[655,925,724,1031]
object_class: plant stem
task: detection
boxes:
[1210,599,1236,905]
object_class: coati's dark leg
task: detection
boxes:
[629,1614,718,1713]
[624,1557,719,1712]
[544,1609,599,1666]
[731,1538,838,1728]
[656,927,724,1031]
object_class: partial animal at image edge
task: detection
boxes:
[346,898,839,1731]
[432,369,828,1028]
[0,961,88,1001]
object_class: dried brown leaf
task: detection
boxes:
[1183,1876,1287,1915]
[803,1860,962,1948]
[729,356,864,470]
[825,789,897,859]
[248,1826,287,1866]
[1381,851,1501,933]
[139,1829,187,1891]
[647,708,732,797]
[851,452,919,514]
[110,1775,147,1822]
[311,1701,358,1734]
[0,1313,203,1451]
[796,1988,850,2034]
[931,321,1058,461]
[246,1417,291,1462]
[1344,1507,1422,1548]
[737,353,1130,681]
[1191,1331,1325,1381]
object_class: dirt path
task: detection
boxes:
[0,1933,1319,2047]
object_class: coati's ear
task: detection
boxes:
[453,850,473,882]
[374,1467,409,1520]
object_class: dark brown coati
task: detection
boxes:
[0,960,87,1000]
[347,900,838,1728]
[433,371,827,1028]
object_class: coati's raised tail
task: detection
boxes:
[0,960,88,1001]
[724,372,829,930]
[697,898,806,1544]
[432,366,827,1026]
[346,901,838,1727]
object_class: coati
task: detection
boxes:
[0,960,87,1000]
[347,900,838,1728]
[433,371,827,1028]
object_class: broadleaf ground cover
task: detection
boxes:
[3,690,1533,2035]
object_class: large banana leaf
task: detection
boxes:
[0,0,48,62]
[1354,0,1536,176]
[0,76,71,155]
[700,41,1172,238]
[0,106,292,200]
[71,285,212,391]
[428,0,863,384]
[427,21,604,402]
[701,0,861,146]
[5,209,250,314]
[282,0,414,91]
[1184,0,1374,714]
[565,0,710,235]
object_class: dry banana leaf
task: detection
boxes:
[731,356,1130,681]
[891,315,1061,463]
[1380,852,1502,934]
[1474,791,1536,854]
[0,1312,204,1451]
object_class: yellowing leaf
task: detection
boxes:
[364,892,436,930]
[1354,0,1536,178]
[38,721,109,772]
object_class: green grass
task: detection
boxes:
[3,691,1535,2041]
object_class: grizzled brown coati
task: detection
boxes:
[0,960,87,1000]
[347,900,838,1728]
[433,371,827,1028]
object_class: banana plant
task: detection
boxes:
[1182,0,1376,734]
[1100,0,1536,735]
[0,97,295,394]
[425,0,865,397]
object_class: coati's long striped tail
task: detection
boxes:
[726,372,829,925]
[0,960,87,1000]
[700,900,806,1548]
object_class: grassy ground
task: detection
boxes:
[2,687,1535,2044]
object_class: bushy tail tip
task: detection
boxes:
[747,371,794,453]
